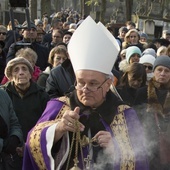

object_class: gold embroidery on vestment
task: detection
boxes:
[110,105,135,170]
[29,97,70,169]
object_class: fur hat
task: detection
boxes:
[5,57,34,79]
[153,55,170,70]
[126,46,142,63]
[139,54,156,66]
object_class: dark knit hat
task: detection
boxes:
[153,55,170,70]
[5,57,34,79]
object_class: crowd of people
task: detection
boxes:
[0,8,170,170]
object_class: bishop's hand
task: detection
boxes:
[93,131,113,148]
[54,107,85,143]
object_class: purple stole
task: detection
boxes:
[22,97,149,170]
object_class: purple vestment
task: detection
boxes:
[22,97,149,170]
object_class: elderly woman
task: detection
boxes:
[0,57,49,141]
[15,48,42,81]
[1,47,41,84]
[37,46,69,88]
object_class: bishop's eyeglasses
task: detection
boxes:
[75,78,109,92]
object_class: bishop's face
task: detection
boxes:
[75,70,111,108]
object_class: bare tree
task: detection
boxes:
[29,0,37,20]
[86,0,109,23]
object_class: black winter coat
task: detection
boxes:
[6,40,49,71]
[116,85,139,106]
[0,81,50,141]
[46,59,75,98]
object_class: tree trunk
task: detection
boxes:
[81,0,85,17]
[126,0,133,21]
[100,0,107,23]
[29,0,37,20]
[41,0,51,18]
[71,0,78,10]
[55,0,62,12]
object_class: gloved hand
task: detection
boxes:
[0,115,8,138]
[3,135,20,154]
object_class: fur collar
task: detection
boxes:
[147,78,170,117]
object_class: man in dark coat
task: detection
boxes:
[6,21,49,71]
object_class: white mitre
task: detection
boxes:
[68,16,120,75]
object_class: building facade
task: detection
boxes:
[0,0,27,25]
